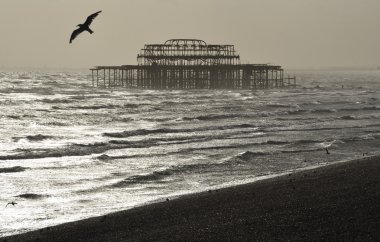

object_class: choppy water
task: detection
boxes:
[0,70,379,236]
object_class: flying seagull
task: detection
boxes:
[70,11,102,44]
[5,201,17,207]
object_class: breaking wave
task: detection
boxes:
[235,151,268,161]
[0,142,110,160]
[110,161,236,188]
[311,108,337,113]
[15,193,47,199]
[67,103,139,110]
[363,106,380,111]
[0,166,28,173]
[281,148,322,154]
[287,109,309,115]
[340,115,356,120]
[103,123,257,138]
[112,170,174,187]
[25,134,53,141]
[39,98,73,104]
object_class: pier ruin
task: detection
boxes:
[90,39,295,89]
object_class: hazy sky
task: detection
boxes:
[1,0,380,69]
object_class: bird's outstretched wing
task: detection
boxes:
[84,11,102,27]
[5,202,16,207]
[70,28,84,43]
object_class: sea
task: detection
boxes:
[0,70,379,236]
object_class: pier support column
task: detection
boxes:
[91,70,94,87]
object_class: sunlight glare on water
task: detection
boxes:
[0,70,379,236]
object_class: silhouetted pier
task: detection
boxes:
[90,39,296,89]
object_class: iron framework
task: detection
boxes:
[91,39,295,89]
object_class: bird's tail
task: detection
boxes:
[88,28,94,34]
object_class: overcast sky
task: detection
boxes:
[0,0,379,69]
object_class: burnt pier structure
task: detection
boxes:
[91,39,296,89]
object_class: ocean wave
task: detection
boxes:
[0,142,111,160]
[265,127,343,132]
[365,123,380,128]
[114,117,135,122]
[26,134,53,141]
[178,113,250,122]
[178,117,199,121]
[266,140,289,145]
[37,74,56,81]
[43,121,69,126]
[12,134,54,142]
[218,150,273,166]
[103,137,275,161]
[0,166,28,173]
[235,151,268,161]
[8,87,54,95]
[104,128,174,138]
[340,115,356,120]
[7,115,21,120]
[39,98,73,104]
[196,114,243,121]
[67,104,122,110]
[111,162,225,188]
[294,139,322,144]
[112,170,174,187]
[342,133,380,142]
[17,74,32,80]
[1,129,261,161]
[103,123,257,138]
[67,103,140,110]
[105,133,266,159]
[266,103,300,108]
[339,108,360,112]
[363,106,380,111]
[281,148,321,154]
[15,193,47,199]
[141,117,173,122]
[287,109,309,115]
[310,108,337,113]
[69,95,108,100]
[97,154,112,161]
